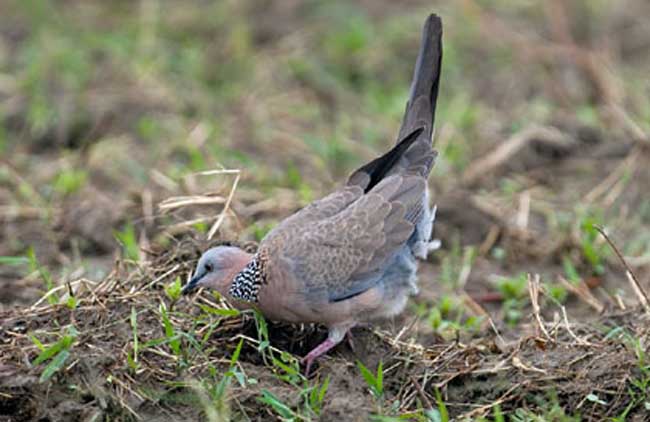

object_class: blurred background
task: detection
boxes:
[1,0,650,334]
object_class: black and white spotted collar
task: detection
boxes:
[228,254,265,303]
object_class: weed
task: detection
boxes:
[494,273,528,326]
[64,284,78,310]
[272,352,303,385]
[432,388,449,422]
[159,301,182,358]
[255,373,330,421]
[253,310,272,364]
[165,276,183,302]
[114,223,140,262]
[357,360,384,407]
[52,168,87,196]
[30,326,78,382]
[577,211,607,275]
[127,307,140,372]
[258,389,296,420]
[562,255,581,285]
[423,294,482,335]
[27,247,57,305]
[612,333,650,420]
[0,255,30,267]
[136,116,162,142]
[543,282,568,304]
[304,375,329,417]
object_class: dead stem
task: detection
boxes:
[595,225,650,313]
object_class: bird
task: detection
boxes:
[182,13,443,374]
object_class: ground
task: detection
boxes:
[1,0,650,421]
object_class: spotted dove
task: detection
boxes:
[182,14,443,374]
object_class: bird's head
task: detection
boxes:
[181,246,252,296]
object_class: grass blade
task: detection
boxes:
[258,389,294,419]
[39,350,70,382]
[130,307,139,363]
[159,303,182,356]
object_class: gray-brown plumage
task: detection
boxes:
[182,14,443,373]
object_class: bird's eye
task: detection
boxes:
[204,263,213,272]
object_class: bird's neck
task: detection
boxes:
[228,253,266,303]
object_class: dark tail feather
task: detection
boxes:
[348,127,424,190]
[348,14,443,192]
[398,13,443,142]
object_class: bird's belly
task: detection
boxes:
[367,291,409,320]
[360,248,419,321]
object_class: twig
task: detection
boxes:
[409,375,434,410]
[142,189,154,228]
[487,316,506,348]
[457,382,524,419]
[207,171,241,240]
[595,226,650,313]
[527,274,552,341]
[516,190,531,230]
[557,276,605,313]
[560,305,592,346]
[478,225,500,256]
[512,355,547,374]
[31,279,96,308]
[159,195,226,211]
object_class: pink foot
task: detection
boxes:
[301,325,353,375]
[301,338,337,376]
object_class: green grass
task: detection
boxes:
[27,247,58,305]
[2,0,650,420]
[30,326,79,382]
[52,168,88,196]
[421,294,482,335]
[493,273,528,326]
[114,224,140,262]
[357,359,385,416]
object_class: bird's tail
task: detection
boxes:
[399,13,443,143]
[348,14,443,191]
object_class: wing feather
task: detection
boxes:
[264,174,425,303]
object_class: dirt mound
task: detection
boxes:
[1,240,648,421]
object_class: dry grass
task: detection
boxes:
[2,0,650,420]
[1,237,649,420]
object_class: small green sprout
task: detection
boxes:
[52,168,87,196]
[30,326,78,382]
[114,224,140,262]
[357,360,384,401]
[165,276,182,302]
[27,247,58,305]
[159,302,182,357]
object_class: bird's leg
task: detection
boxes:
[302,325,349,375]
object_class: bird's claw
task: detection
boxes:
[345,330,356,354]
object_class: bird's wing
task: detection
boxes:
[261,185,364,249]
[266,173,426,303]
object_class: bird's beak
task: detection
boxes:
[181,273,203,295]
